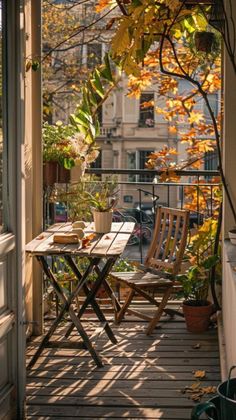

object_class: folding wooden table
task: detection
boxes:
[26,221,134,368]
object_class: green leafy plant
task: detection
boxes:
[84,177,119,212]
[177,255,219,304]
[43,121,100,170]
[177,217,220,305]
[50,175,119,221]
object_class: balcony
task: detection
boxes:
[25,168,222,419]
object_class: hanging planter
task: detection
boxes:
[58,165,70,183]
[43,161,58,186]
[195,31,215,53]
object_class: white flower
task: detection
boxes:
[86,149,100,163]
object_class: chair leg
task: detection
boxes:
[146,288,173,336]
[117,288,136,323]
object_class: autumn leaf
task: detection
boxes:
[169,126,177,134]
[188,112,204,125]
[194,370,206,379]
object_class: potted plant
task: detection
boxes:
[86,177,119,233]
[177,255,219,332]
[194,31,215,53]
[43,121,75,185]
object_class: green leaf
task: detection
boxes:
[183,17,196,34]
[100,53,113,82]
[202,255,219,270]
[95,118,100,137]
[91,69,104,98]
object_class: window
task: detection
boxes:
[139,150,154,182]
[204,93,218,120]
[204,150,218,171]
[127,150,154,182]
[139,93,154,127]
[87,43,102,69]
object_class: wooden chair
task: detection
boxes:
[110,206,189,335]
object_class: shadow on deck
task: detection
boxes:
[26,316,220,419]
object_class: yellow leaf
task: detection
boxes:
[111,19,130,55]
[194,370,206,379]
[188,112,204,125]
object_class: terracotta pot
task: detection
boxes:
[183,300,213,333]
[43,161,58,186]
[195,31,215,53]
[58,165,70,183]
[93,210,113,233]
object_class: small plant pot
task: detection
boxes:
[195,31,215,53]
[93,210,113,233]
[70,162,86,182]
[58,165,70,183]
[183,300,213,333]
[43,161,58,186]
[229,228,236,245]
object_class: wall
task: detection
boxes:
[222,241,236,372]
[222,0,236,376]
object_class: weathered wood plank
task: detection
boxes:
[27,395,196,408]
[27,369,219,381]
[26,358,220,370]
[90,232,117,256]
[107,232,135,256]
[25,386,216,398]
[26,377,220,389]
[26,405,194,419]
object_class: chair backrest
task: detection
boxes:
[145,206,189,275]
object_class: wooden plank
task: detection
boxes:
[25,405,195,419]
[27,369,219,381]
[27,359,220,373]
[106,232,134,256]
[90,232,117,256]
[26,385,217,398]
[26,345,219,359]
[26,355,220,373]
[119,222,135,233]
[27,394,197,408]
[26,377,220,389]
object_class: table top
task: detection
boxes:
[25,222,135,257]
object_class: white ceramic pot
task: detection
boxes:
[93,210,113,233]
[229,228,236,245]
[70,161,86,182]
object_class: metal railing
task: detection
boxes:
[44,168,220,263]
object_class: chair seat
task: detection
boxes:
[110,271,174,289]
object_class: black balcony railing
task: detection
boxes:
[44,168,220,263]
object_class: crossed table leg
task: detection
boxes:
[27,255,119,369]
[63,255,122,338]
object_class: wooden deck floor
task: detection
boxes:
[26,316,220,419]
